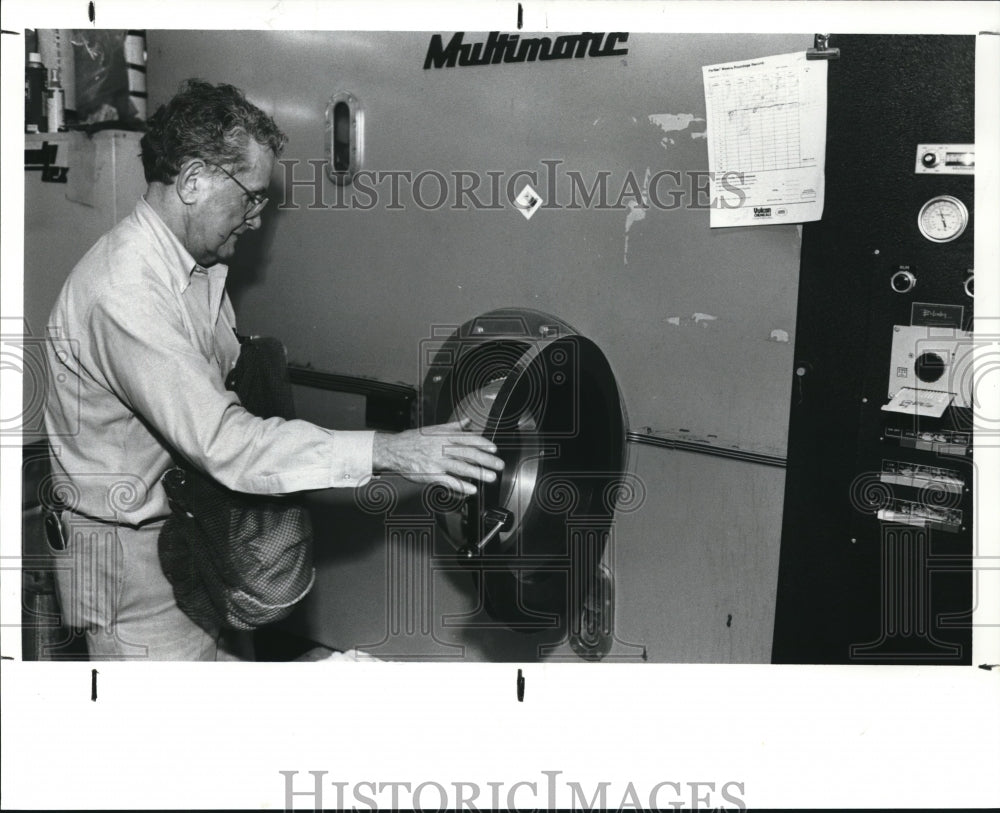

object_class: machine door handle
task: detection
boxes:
[458,508,514,560]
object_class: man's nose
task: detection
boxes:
[244,211,263,231]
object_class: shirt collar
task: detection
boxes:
[134,196,229,292]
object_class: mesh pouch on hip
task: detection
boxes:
[158,336,315,631]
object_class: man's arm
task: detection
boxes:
[88,282,501,495]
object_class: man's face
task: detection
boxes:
[190,139,275,266]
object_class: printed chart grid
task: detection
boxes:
[709,69,807,172]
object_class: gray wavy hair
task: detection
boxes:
[140,79,287,184]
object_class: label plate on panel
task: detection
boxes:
[911,302,965,328]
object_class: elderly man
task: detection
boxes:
[44,79,503,660]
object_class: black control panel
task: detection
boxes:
[773,35,975,664]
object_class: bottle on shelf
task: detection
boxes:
[25,51,47,134]
[46,67,67,133]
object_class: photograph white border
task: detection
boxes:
[2,2,998,809]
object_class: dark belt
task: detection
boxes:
[43,507,165,551]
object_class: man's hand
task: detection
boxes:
[372,420,505,496]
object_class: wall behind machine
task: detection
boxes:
[140,30,812,661]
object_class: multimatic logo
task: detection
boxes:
[424,31,629,69]
[753,206,772,218]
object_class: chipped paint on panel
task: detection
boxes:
[625,201,648,232]
[664,314,730,328]
[623,205,646,264]
[649,113,707,145]
[649,113,702,133]
[769,329,791,343]
[624,200,647,229]
[623,167,653,265]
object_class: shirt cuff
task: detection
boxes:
[249,428,376,494]
[325,428,375,487]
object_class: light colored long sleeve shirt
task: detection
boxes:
[45,197,374,526]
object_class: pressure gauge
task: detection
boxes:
[917,195,968,243]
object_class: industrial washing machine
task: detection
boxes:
[420,308,629,658]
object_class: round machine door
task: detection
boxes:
[422,309,627,636]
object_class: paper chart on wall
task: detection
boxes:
[702,51,827,227]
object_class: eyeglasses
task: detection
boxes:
[207,161,269,219]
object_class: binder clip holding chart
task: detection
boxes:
[806,33,840,61]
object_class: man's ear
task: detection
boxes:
[175,159,208,205]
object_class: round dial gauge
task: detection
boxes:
[917,195,968,243]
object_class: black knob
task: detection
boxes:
[922,152,937,167]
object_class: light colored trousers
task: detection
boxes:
[53,512,251,661]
